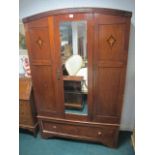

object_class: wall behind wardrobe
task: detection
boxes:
[19,0,135,131]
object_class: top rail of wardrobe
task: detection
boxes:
[22,7,132,23]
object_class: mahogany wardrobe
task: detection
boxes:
[23,8,132,147]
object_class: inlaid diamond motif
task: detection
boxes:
[36,37,44,48]
[107,35,116,48]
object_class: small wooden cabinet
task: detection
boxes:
[19,77,38,135]
[23,8,132,147]
[63,76,84,109]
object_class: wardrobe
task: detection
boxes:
[23,8,132,147]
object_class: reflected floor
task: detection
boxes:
[65,100,88,115]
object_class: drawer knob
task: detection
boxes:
[98,131,102,136]
[53,125,57,129]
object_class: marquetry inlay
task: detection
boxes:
[107,35,116,48]
[36,37,44,48]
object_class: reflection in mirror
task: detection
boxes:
[59,21,88,115]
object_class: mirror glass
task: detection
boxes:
[59,21,88,115]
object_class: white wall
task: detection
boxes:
[19,0,135,131]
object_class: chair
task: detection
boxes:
[65,55,88,93]
[65,55,83,75]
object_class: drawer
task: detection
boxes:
[19,100,34,125]
[64,92,83,109]
[19,101,31,115]
[19,115,34,125]
[64,81,81,91]
[41,119,119,144]
[64,92,83,103]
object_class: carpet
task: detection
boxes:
[19,130,134,155]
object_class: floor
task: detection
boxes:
[19,130,134,155]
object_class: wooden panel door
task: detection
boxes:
[93,14,131,124]
[31,66,59,115]
[28,27,52,65]
[53,13,94,119]
[24,18,52,65]
[24,17,64,117]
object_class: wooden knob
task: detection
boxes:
[53,125,57,129]
[98,131,102,136]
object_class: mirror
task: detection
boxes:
[59,21,88,115]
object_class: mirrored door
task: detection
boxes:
[59,20,88,115]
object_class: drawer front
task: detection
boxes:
[64,81,81,91]
[19,101,31,116]
[41,120,119,144]
[64,93,82,104]
[19,100,34,125]
[19,116,34,126]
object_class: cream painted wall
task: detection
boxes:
[19,0,135,131]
